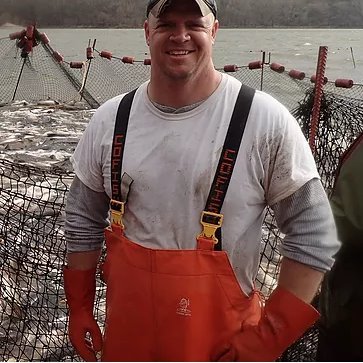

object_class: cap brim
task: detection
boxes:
[150,0,213,18]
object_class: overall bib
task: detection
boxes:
[101,86,261,361]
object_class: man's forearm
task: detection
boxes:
[67,249,102,270]
[65,176,110,253]
[278,257,323,303]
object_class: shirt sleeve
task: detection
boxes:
[271,178,340,272]
[65,176,110,253]
[71,95,122,193]
[253,92,321,206]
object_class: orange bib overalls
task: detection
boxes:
[101,85,261,361]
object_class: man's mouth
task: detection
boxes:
[167,50,193,56]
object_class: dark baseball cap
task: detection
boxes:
[147,0,217,18]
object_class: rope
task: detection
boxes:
[309,46,328,153]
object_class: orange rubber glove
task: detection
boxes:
[216,286,320,362]
[63,267,103,361]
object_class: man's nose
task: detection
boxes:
[169,26,191,42]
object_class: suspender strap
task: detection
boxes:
[111,89,137,202]
[201,84,255,251]
[110,85,255,247]
[110,89,137,227]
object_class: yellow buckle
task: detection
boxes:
[110,199,125,228]
[198,211,224,244]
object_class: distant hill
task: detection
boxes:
[1,0,363,28]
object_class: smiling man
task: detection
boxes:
[63,0,339,361]
[145,0,220,104]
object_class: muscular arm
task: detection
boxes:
[64,176,110,270]
[278,257,323,303]
[272,178,340,303]
[67,250,102,270]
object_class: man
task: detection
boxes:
[317,132,363,362]
[63,0,340,361]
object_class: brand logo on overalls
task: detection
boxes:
[176,298,192,317]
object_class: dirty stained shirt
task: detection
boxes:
[65,73,339,294]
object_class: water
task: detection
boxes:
[1,26,363,83]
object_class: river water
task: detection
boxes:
[1,26,363,83]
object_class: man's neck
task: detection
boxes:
[148,70,222,109]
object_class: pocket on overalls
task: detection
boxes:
[216,274,262,329]
[152,261,262,361]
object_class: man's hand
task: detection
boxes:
[215,285,319,362]
[68,308,103,361]
[63,265,103,361]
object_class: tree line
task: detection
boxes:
[1,0,363,28]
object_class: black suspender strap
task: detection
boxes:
[199,84,256,251]
[109,84,255,246]
[111,89,137,202]
[110,89,137,226]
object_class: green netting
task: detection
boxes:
[0,40,83,106]
[76,50,151,105]
[0,39,23,104]
[293,87,363,193]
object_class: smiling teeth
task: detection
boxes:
[169,51,189,55]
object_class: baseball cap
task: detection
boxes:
[146,0,217,18]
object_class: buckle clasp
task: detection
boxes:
[198,211,224,244]
[110,199,125,228]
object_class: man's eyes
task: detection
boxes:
[156,23,172,29]
[156,23,206,30]
[189,22,205,28]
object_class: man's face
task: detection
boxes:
[144,0,219,81]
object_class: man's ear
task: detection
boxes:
[144,20,150,46]
[211,19,219,44]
